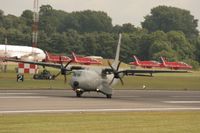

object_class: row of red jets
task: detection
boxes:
[44,51,102,65]
[44,52,192,70]
[129,55,192,70]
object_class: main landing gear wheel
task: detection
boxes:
[106,94,112,99]
[76,91,83,97]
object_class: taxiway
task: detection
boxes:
[0,89,200,113]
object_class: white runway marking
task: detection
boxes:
[1,108,200,114]
[171,96,200,98]
[0,96,48,99]
[114,96,139,98]
[0,93,37,95]
[164,101,200,104]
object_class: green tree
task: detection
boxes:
[21,10,33,26]
[138,31,168,60]
[95,32,115,58]
[63,10,113,32]
[192,36,200,62]
[149,40,176,60]
[142,6,199,38]
[39,5,67,35]
[0,27,6,43]
[0,10,4,27]
[167,31,194,60]
[82,33,98,55]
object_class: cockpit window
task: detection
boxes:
[73,71,82,77]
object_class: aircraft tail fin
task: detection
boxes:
[133,55,140,65]
[160,56,166,66]
[112,33,122,69]
[71,52,78,62]
[44,51,49,61]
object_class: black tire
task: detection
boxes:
[76,92,82,97]
[106,94,112,99]
[51,75,56,80]
[33,74,39,79]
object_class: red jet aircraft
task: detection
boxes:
[160,57,192,70]
[129,55,161,68]
[71,52,102,65]
[44,51,71,64]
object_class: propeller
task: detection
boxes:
[107,60,124,85]
[54,56,73,83]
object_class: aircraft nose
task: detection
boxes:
[73,81,79,88]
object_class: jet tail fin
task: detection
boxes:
[71,52,78,62]
[112,33,122,69]
[133,55,140,65]
[160,57,166,66]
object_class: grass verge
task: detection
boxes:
[0,111,200,133]
[0,64,200,90]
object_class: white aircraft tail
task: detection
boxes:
[133,55,140,65]
[160,56,166,66]
[71,52,78,62]
[112,33,122,69]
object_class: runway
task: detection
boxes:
[0,89,200,114]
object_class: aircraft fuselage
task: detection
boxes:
[0,44,46,61]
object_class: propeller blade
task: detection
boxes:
[64,75,67,83]
[109,77,115,85]
[54,71,61,78]
[64,60,73,68]
[119,77,124,85]
[107,60,114,70]
[107,60,123,86]
[116,61,121,71]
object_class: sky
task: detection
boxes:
[0,0,199,29]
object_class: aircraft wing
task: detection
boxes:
[5,59,84,70]
[121,69,189,76]
[102,68,188,76]
[5,59,62,69]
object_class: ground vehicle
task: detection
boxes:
[33,69,55,80]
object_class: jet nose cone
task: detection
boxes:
[73,81,79,88]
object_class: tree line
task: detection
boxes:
[0,5,200,69]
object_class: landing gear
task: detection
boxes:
[106,94,112,99]
[76,91,83,97]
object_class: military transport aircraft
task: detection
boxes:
[5,34,188,98]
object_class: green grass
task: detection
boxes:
[119,73,200,90]
[0,64,200,90]
[0,65,71,89]
[0,112,200,133]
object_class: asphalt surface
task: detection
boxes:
[0,89,200,113]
